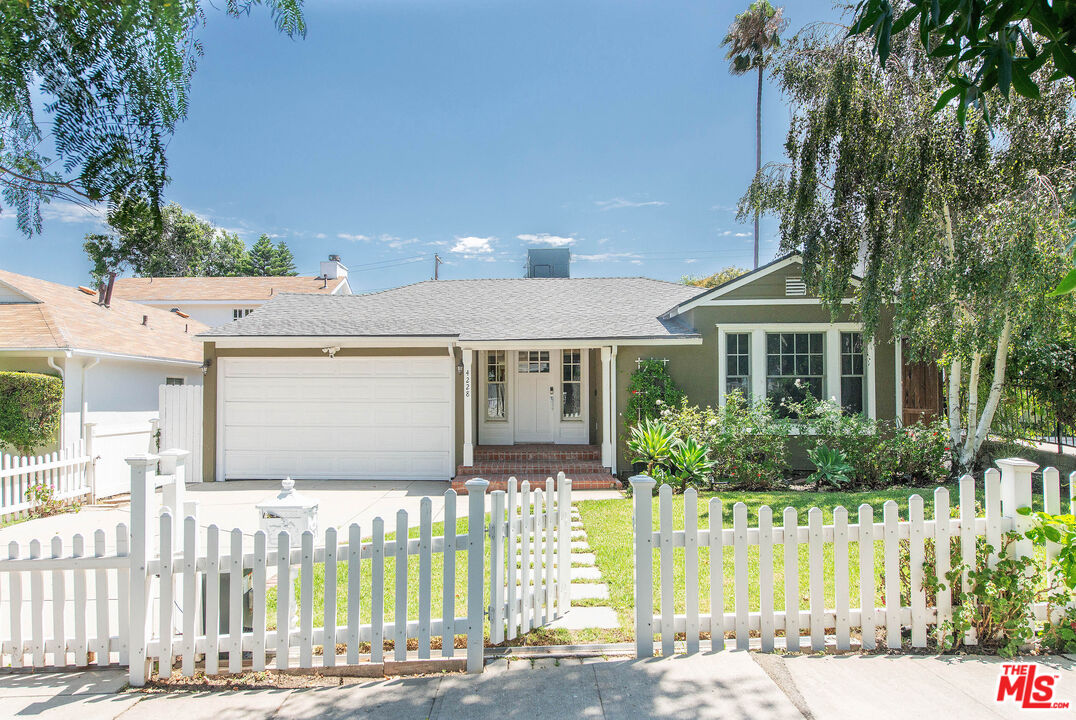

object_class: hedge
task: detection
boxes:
[0,371,63,455]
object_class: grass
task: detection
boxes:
[577,482,1054,633]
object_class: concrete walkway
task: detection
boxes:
[4,652,1073,719]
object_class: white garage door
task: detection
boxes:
[220,356,454,480]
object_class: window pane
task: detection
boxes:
[487,383,505,419]
[726,376,750,398]
[562,383,581,419]
[810,333,822,353]
[738,357,750,376]
[767,334,779,353]
[841,377,864,415]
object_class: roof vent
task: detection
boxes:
[142,314,148,326]
[785,276,807,296]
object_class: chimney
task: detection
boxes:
[103,272,116,307]
[320,254,348,281]
[526,248,570,278]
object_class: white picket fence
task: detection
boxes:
[158,384,202,483]
[0,456,573,684]
[631,458,1074,657]
[0,430,95,519]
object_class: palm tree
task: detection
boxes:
[722,1,787,269]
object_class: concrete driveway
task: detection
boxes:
[0,479,621,551]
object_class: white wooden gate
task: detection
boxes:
[631,458,1071,656]
[158,384,202,483]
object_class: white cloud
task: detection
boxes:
[314,232,327,239]
[685,258,697,264]
[734,231,751,238]
[517,233,576,247]
[41,201,106,225]
[595,198,667,211]
[338,233,370,242]
[450,236,495,254]
[574,251,643,262]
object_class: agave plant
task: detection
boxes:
[627,418,677,476]
[668,436,715,493]
[806,445,854,490]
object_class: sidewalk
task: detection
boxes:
[1,652,1073,719]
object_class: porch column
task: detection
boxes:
[463,347,474,467]
[601,347,613,469]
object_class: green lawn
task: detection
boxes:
[577,483,1052,633]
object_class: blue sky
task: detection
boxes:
[1,0,841,290]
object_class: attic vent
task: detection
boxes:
[785,277,807,296]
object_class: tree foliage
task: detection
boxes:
[84,205,298,281]
[0,1,305,236]
[682,266,748,288]
[742,27,1076,469]
[722,0,788,268]
[0,372,63,455]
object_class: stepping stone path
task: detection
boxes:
[548,504,619,630]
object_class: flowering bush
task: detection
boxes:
[658,392,789,490]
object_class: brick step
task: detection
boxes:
[455,462,609,475]
[451,473,622,494]
[474,445,601,463]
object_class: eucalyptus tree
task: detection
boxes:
[1,1,305,237]
[742,28,1076,470]
[722,0,788,268]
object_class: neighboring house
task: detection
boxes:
[112,255,352,327]
[0,270,208,494]
[196,253,933,485]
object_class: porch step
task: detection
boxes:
[473,444,602,463]
[450,473,622,494]
[455,461,609,475]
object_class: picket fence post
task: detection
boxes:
[465,478,489,673]
[556,473,571,615]
[996,458,1037,565]
[630,475,656,659]
[125,453,158,687]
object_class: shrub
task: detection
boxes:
[625,359,685,425]
[784,391,951,489]
[27,483,79,518]
[806,445,853,490]
[626,418,677,476]
[659,393,789,490]
[668,436,714,493]
[0,371,63,454]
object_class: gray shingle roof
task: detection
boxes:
[199,277,701,341]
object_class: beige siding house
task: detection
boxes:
[197,254,914,486]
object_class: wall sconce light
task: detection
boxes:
[322,346,341,359]
[200,358,213,376]
[456,360,464,375]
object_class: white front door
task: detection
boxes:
[514,350,556,442]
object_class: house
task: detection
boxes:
[0,270,208,494]
[112,255,352,327]
[196,253,928,487]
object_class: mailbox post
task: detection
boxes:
[256,478,318,633]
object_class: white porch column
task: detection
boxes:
[610,346,618,474]
[750,328,766,403]
[462,347,474,467]
[601,347,613,469]
[825,328,841,405]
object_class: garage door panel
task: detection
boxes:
[222,356,453,480]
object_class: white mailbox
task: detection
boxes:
[256,477,318,548]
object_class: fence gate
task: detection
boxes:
[630,459,1071,657]
[158,384,202,483]
[0,456,573,684]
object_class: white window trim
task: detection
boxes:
[716,322,876,419]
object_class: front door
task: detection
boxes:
[515,350,555,442]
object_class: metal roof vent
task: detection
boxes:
[785,277,807,296]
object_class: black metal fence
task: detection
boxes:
[991,382,1075,453]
